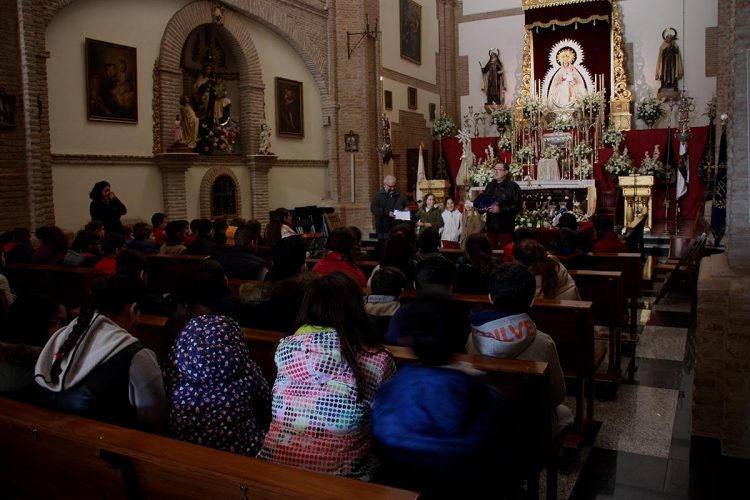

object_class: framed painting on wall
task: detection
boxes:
[85,38,138,123]
[275,77,304,138]
[400,0,421,65]
[407,87,418,110]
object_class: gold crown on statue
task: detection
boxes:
[556,48,576,65]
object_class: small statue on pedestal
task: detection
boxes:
[480,48,505,106]
[258,121,273,155]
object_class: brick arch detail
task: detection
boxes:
[157,2,264,154]
[199,166,243,219]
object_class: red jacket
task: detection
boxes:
[311,252,367,288]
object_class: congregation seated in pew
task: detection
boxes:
[513,239,581,300]
[467,262,574,434]
[453,233,499,294]
[365,266,406,342]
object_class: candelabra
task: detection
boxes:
[464,106,486,138]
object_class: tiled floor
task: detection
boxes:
[543,262,750,499]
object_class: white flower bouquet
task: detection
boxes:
[572,142,593,160]
[636,91,665,127]
[576,91,605,117]
[550,114,575,131]
[522,95,545,120]
[497,133,513,152]
[541,146,563,160]
[490,107,513,130]
[432,112,456,138]
[516,145,536,164]
[602,127,623,148]
[605,152,633,179]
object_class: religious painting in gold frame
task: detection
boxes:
[518,0,632,130]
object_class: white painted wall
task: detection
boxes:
[47,0,329,226]
[456,0,718,129]
[52,164,163,232]
[268,167,328,211]
[380,0,440,85]
[383,79,440,128]
[239,15,326,160]
[46,0,192,156]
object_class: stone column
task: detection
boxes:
[437,0,459,125]
[156,154,193,220]
[245,154,277,226]
[327,0,381,233]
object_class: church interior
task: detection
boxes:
[1,0,749,498]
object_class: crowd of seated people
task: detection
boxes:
[0,205,603,496]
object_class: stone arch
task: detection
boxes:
[157,2,264,154]
[199,166,243,219]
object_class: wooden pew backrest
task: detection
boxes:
[0,397,418,499]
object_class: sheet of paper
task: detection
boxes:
[394,210,411,221]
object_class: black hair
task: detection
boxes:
[48,275,139,384]
[10,228,31,245]
[268,235,307,281]
[89,181,110,201]
[326,227,357,263]
[370,266,407,296]
[70,230,100,254]
[264,208,291,248]
[465,233,497,276]
[513,227,535,243]
[3,293,64,347]
[557,212,578,231]
[194,219,213,237]
[35,226,69,255]
[415,255,456,290]
[115,249,149,283]
[151,213,167,227]
[388,222,417,246]
[380,232,416,284]
[293,272,385,400]
[594,214,615,234]
[488,263,536,314]
[132,223,152,241]
[235,220,261,247]
[164,220,186,246]
[556,227,579,251]
[417,227,441,254]
[101,232,125,256]
[512,239,560,299]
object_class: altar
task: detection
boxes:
[437,125,709,224]
[469,179,596,215]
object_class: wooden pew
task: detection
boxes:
[568,269,626,381]
[132,315,558,499]
[3,263,106,310]
[0,397,418,499]
[582,252,642,337]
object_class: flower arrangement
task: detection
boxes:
[508,163,523,178]
[605,152,633,180]
[572,142,593,160]
[522,95,545,120]
[515,209,550,229]
[639,145,662,175]
[636,91,665,127]
[602,127,623,148]
[574,159,593,178]
[497,133,513,152]
[197,119,239,155]
[516,145,536,164]
[432,112,456,138]
[550,114,575,131]
[576,91,605,117]
[468,146,496,187]
[541,146,563,160]
[490,107,513,130]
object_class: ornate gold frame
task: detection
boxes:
[517,0,632,130]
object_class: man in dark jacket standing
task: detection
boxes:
[483,162,520,249]
[371,175,408,240]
